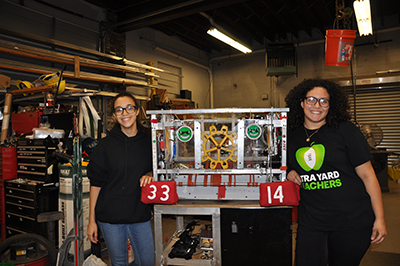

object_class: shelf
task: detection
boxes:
[154,201,293,266]
[0,34,167,92]
[154,202,221,266]
[8,85,54,95]
[162,226,214,266]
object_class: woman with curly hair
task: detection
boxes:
[285,79,386,266]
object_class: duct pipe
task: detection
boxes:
[154,46,214,108]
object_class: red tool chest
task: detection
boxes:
[0,147,18,241]
[11,111,42,135]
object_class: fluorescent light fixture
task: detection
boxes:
[207,28,252,54]
[353,0,373,36]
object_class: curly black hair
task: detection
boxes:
[285,79,351,131]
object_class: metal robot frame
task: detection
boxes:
[147,108,289,200]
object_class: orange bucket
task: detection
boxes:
[325,29,356,67]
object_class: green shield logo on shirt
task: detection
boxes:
[296,143,325,171]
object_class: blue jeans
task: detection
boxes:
[97,220,155,266]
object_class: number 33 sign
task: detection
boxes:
[259,181,300,207]
[141,181,179,204]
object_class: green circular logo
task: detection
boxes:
[246,124,261,140]
[176,125,193,142]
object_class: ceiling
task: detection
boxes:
[84,0,400,55]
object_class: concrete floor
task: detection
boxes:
[360,177,400,266]
[100,177,400,266]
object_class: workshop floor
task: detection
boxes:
[100,178,400,266]
[360,177,400,266]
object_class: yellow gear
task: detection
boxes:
[201,125,237,169]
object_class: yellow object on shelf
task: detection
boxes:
[388,166,400,181]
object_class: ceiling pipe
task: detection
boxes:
[199,12,215,26]
[154,46,214,108]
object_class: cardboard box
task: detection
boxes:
[0,74,11,90]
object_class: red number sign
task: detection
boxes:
[141,181,179,204]
[259,181,300,207]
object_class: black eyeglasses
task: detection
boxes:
[304,96,330,108]
[114,105,138,116]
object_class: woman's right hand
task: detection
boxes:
[87,221,98,243]
[287,170,302,185]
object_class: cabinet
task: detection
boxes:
[5,179,58,241]
[220,207,292,265]
[154,201,292,266]
[5,139,60,243]
[16,138,59,183]
[0,147,18,241]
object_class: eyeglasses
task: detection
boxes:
[114,105,138,116]
[304,96,330,108]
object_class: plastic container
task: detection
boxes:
[32,127,64,139]
[325,29,356,67]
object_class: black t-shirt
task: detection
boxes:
[287,121,375,231]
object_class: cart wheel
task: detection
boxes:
[0,233,58,266]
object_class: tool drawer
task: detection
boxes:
[5,179,58,239]
[17,139,58,182]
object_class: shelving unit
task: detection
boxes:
[0,30,175,132]
[154,201,292,266]
[0,32,177,99]
[154,202,221,266]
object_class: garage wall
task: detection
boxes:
[211,27,400,109]
[125,28,212,108]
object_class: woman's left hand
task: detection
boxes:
[371,218,387,244]
[140,173,154,187]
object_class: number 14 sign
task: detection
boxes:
[259,181,300,207]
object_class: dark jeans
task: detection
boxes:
[295,224,372,266]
